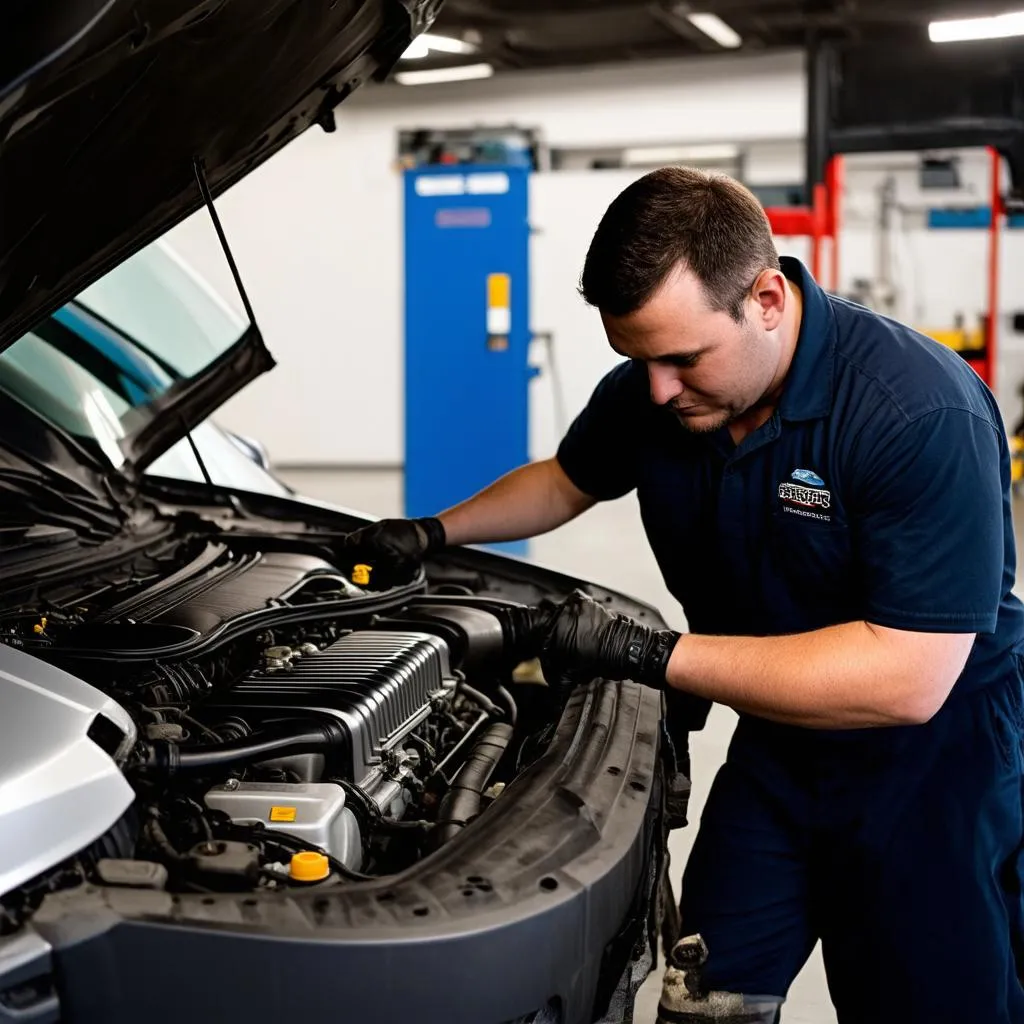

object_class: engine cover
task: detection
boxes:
[92,544,362,641]
[205,631,453,785]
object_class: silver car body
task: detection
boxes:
[0,645,136,897]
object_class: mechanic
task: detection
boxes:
[345,167,1024,1023]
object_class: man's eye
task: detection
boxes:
[665,355,698,369]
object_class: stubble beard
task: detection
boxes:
[671,407,736,435]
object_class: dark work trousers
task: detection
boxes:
[679,666,1024,1023]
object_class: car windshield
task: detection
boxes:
[0,293,288,496]
[0,223,250,469]
[0,309,175,468]
[76,238,246,378]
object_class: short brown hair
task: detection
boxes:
[579,166,780,321]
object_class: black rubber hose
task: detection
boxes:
[458,680,518,725]
[138,720,346,775]
[436,722,513,845]
[495,685,518,726]
[456,680,502,718]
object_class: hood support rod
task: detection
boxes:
[192,158,258,327]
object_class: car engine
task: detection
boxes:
[134,604,528,879]
[0,539,554,925]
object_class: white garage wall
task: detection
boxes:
[165,49,1024,466]
[528,170,638,464]
[352,50,807,148]
[164,123,408,466]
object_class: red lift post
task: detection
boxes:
[984,145,1003,391]
[762,155,842,292]
[763,149,1002,391]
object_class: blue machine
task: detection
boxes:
[404,163,532,554]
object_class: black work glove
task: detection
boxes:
[537,590,681,692]
[342,517,446,578]
[660,722,692,830]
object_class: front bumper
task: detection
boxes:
[27,680,666,1024]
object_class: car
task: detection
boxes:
[0,4,677,1024]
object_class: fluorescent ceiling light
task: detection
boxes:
[401,32,476,60]
[685,12,742,48]
[929,10,1024,43]
[395,63,494,86]
[623,143,740,166]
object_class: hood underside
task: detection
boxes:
[0,0,438,350]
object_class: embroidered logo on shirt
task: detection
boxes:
[790,468,825,488]
[778,469,832,521]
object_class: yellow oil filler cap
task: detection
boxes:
[290,851,330,882]
[352,563,372,586]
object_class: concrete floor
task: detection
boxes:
[278,467,1022,1024]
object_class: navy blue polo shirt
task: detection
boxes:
[558,256,1024,706]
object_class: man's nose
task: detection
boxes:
[648,364,685,407]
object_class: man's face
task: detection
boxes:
[601,263,791,435]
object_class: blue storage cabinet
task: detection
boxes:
[403,164,532,554]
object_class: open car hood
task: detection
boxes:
[0,0,439,346]
[0,0,437,473]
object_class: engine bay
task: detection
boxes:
[0,533,560,928]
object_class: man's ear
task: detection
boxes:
[752,269,787,330]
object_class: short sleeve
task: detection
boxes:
[851,407,1005,634]
[556,362,647,501]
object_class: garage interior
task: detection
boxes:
[154,6,1023,1018]
[167,4,1022,1021]
[4,1,1024,1021]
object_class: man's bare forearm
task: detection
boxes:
[665,622,975,729]
[438,458,596,547]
